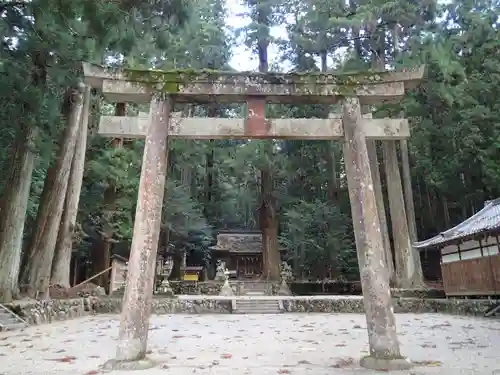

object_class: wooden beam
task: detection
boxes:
[98,114,410,140]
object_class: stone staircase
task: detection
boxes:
[233,282,282,314]
[0,303,28,331]
[233,298,283,314]
[240,281,271,296]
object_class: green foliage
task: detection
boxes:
[2,0,500,285]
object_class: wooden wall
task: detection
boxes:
[441,254,500,296]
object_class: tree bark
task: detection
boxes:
[100,103,125,288]
[260,157,280,280]
[115,98,171,362]
[0,127,37,302]
[400,138,418,244]
[256,3,280,281]
[383,141,424,288]
[342,96,402,360]
[366,139,395,284]
[21,84,86,298]
[50,87,91,287]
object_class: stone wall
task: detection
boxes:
[168,281,281,295]
[166,281,444,298]
[3,296,495,327]
[4,298,95,325]
[281,297,496,316]
[93,297,232,314]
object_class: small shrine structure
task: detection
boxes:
[83,62,424,371]
[209,230,285,280]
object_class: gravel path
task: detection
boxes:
[1,313,499,375]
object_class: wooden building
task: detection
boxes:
[414,198,500,297]
[209,230,285,280]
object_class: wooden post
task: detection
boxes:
[112,98,171,366]
[342,97,410,370]
[109,258,117,295]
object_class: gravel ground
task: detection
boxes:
[0,313,499,375]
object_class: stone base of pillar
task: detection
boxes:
[277,280,292,296]
[219,279,234,296]
[102,357,157,372]
[360,356,412,371]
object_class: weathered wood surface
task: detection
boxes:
[98,113,410,140]
[83,63,425,104]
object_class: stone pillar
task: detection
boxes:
[108,98,171,369]
[382,141,423,288]
[342,97,410,371]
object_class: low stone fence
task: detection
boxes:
[168,281,281,295]
[3,296,495,326]
[281,297,496,315]
[92,297,232,314]
[4,298,95,325]
[165,281,444,298]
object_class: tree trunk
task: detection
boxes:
[400,139,418,243]
[383,141,424,288]
[0,127,37,302]
[21,84,86,298]
[256,4,280,281]
[260,157,280,280]
[100,103,125,288]
[366,139,395,284]
[51,87,91,287]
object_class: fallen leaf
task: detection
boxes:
[278,370,291,374]
[414,360,442,367]
[330,357,354,368]
[220,353,232,359]
[420,344,436,348]
[49,356,77,363]
[335,343,346,347]
[85,371,99,375]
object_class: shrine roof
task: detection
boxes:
[414,198,500,249]
[209,231,286,253]
[82,63,425,105]
[209,232,263,253]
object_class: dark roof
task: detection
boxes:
[414,198,500,250]
[110,254,128,263]
[210,232,263,253]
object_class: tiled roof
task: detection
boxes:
[414,198,500,249]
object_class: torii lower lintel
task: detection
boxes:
[98,113,410,140]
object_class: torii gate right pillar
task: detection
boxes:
[343,96,411,370]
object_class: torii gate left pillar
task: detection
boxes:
[84,64,424,371]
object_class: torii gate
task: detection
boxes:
[83,63,424,371]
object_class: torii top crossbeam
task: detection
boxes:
[82,63,425,105]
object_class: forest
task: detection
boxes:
[0,0,499,302]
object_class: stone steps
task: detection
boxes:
[233,299,282,314]
[0,304,28,332]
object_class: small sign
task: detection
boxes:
[183,274,199,281]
